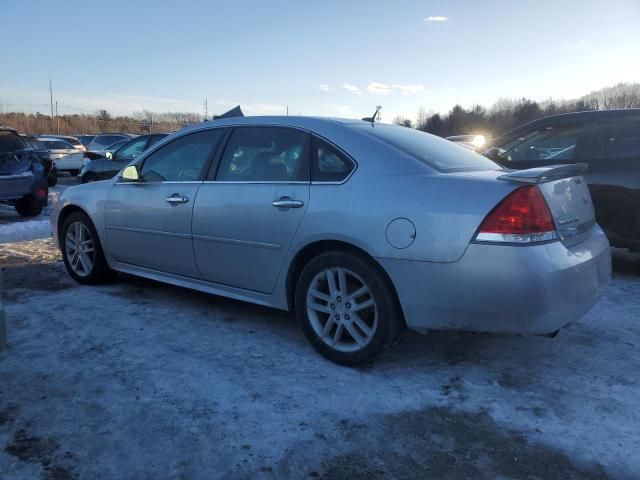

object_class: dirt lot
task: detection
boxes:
[1,179,640,479]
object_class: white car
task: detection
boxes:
[38,137,84,174]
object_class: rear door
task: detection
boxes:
[192,126,310,293]
[105,128,225,277]
[578,116,640,248]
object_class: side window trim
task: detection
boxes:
[129,128,225,183]
[206,125,311,183]
[310,134,357,184]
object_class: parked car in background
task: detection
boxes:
[75,135,95,149]
[22,135,58,186]
[38,137,84,175]
[85,138,130,160]
[86,133,134,156]
[483,109,640,251]
[80,134,168,183]
[446,134,487,151]
[52,117,610,365]
[36,134,85,152]
[1,126,48,217]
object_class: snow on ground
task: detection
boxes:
[0,219,51,244]
[1,180,640,478]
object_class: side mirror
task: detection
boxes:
[121,165,140,182]
[106,151,113,159]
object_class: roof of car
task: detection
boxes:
[0,125,18,133]
[179,116,373,134]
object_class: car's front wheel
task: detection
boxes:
[60,212,114,284]
[295,251,402,366]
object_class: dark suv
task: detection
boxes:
[0,127,48,217]
[483,109,640,251]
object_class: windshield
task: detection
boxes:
[23,136,45,150]
[356,124,501,172]
[89,135,126,149]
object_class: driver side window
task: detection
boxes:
[139,129,223,182]
[503,126,580,162]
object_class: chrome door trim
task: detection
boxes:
[107,225,192,239]
[192,234,282,250]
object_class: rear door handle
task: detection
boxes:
[272,196,304,209]
[166,193,189,204]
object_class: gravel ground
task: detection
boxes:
[1,179,640,479]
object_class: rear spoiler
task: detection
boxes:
[498,163,588,184]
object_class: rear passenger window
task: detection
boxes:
[311,136,354,182]
[216,127,307,182]
[503,127,580,162]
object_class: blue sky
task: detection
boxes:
[2,0,639,121]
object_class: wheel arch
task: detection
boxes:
[56,204,93,246]
[285,239,406,328]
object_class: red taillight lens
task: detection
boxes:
[35,188,48,199]
[475,185,557,244]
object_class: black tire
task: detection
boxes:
[14,194,45,217]
[82,172,98,183]
[70,169,80,176]
[295,251,402,366]
[60,212,115,284]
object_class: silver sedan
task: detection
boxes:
[51,117,611,365]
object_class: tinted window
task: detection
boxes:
[40,139,74,150]
[311,136,354,182]
[357,124,500,172]
[148,135,167,147]
[0,131,27,153]
[23,136,46,151]
[216,127,306,182]
[501,126,579,162]
[106,140,128,151]
[77,135,95,146]
[605,123,640,160]
[139,129,223,182]
[114,137,148,161]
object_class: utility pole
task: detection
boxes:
[49,78,54,133]
[203,98,208,120]
[286,105,289,116]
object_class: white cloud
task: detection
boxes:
[320,84,335,92]
[364,82,426,96]
[366,82,394,95]
[425,15,448,22]
[342,83,363,95]
[391,83,426,95]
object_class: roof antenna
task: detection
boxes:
[362,105,382,124]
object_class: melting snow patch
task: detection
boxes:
[0,219,51,244]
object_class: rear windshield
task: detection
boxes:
[356,124,501,172]
[90,135,126,148]
[41,139,73,150]
[0,131,27,154]
[63,137,82,146]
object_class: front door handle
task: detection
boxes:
[166,193,189,204]
[272,196,304,209]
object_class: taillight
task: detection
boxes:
[475,185,557,244]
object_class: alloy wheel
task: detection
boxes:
[306,267,378,353]
[65,222,95,277]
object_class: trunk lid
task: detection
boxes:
[499,164,596,247]
[0,149,32,176]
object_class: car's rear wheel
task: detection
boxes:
[295,251,402,366]
[47,170,58,187]
[14,194,45,217]
[60,212,114,284]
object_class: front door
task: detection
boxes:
[105,128,225,277]
[192,126,310,293]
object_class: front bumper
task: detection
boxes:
[378,225,611,335]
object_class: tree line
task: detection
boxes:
[0,109,203,136]
[393,82,640,138]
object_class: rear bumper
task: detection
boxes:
[378,225,611,335]
[0,173,34,201]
